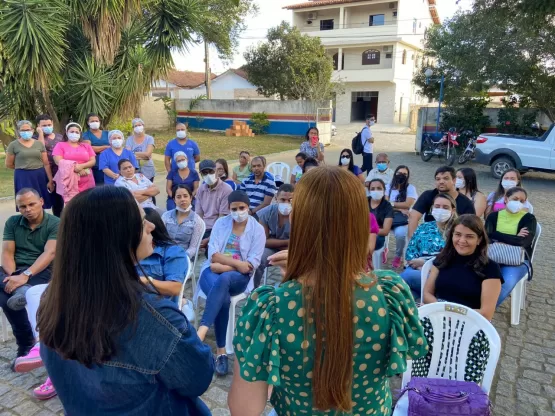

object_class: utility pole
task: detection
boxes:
[204,40,212,99]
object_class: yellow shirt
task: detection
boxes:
[496,209,526,235]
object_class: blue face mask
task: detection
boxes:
[42,126,54,135]
[20,131,33,140]
[377,162,388,172]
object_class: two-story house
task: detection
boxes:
[285,0,440,125]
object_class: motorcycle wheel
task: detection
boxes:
[420,142,434,162]
[458,151,471,165]
[446,150,456,166]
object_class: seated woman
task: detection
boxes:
[456,167,487,218]
[162,185,205,259]
[290,152,307,184]
[232,151,251,185]
[368,178,394,251]
[338,148,365,183]
[196,190,265,376]
[115,159,160,209]
[400,193,458,300]
[139,208,189,304]
[423,214,503,320]
[485,187,537,305]
[486,169,533,216]
[216,158,237,190]
[166,151,200,211]
[228,166,427,416]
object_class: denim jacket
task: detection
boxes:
[41,292,214,416]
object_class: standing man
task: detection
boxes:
[239,156,277,216]
[253,184,293,287]
[164,123,201,172]
[361,115,376,174]
[1,188,59,368]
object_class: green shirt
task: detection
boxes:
[3,212,60,268]
[234,271,428,416]
[6,139,46,170]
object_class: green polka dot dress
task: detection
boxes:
[233,270,428,416]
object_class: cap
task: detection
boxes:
[199,160,216,171]
[228,190,250,206]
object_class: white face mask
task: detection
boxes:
[432,208,452,223]
[501,179,518,190]
[176,205,191,213]
[366,188,372,198]
[177,161,188,170]
[455,178,465,189]
[67,132,80,142]
[203,174,217,186]
[506,200,523,213]
[369,120,375,126]
[231,210,249,223]
[340,157,350,166]
[88,121,100,130]
[111,138,123,148]
[370,190,384,200]
[134,125,144,134]
[176,130,187,139]
[278,202,292,215]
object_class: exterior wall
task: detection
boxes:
[177,72,265,100]
[397,0,431,47]
[342,46,394,70]
[335,82,396,124]
[347,3,397,28]
[138,96,172,130]
[294,9,341,32]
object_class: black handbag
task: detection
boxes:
[392,210,409,228]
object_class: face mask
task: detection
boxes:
[42,126,54,135]
[111,139,123,148]
[340,157,350,166]
[455,178,465,189]
[176,131,187,139]
[376,163,388,172]
[501,179,518,190]
[203,174,217,185]
[134,125,144,134]
[89,122,100,130]
[369,120,375,126]
[278,202,292,215]
[506,200,523,213]
[231,210,249,223]
[395,173,407,182]
[370,191,384,200]
[432,208,452,223]
[177,161,188,169]
[366,188,372,198]
[67,132,80,142]
[20,131,33,140]
[176,205,192,213]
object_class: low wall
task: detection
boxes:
[175,99,331,137]
[139,96,171,130]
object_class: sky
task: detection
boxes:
[172,0,474,74]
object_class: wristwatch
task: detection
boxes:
[23,269,33,278]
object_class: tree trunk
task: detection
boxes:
[204,40,212,99]
[41,89,60,130]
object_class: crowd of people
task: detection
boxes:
[0,115,540,415]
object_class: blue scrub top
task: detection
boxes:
[164,138,200,171]
[99,148,139,185]
[83,130,110,169]
[166,168,200,190]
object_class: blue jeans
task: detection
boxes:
[400,266,421,301]
[199,269,250,348]
[393,225,408,258]
[497,261,530,306]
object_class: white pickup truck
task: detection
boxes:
[474,124,555,178]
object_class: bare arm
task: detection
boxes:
[28,240,56,275]
[252,195,273,214]
[76,156,96,170]
[103,168,119,181]
[212,252,251,273]
[192,181,199,197]
[474,193,487,218]
[379,217,393,237]
[134,144,154,160]
[316,145,324,162]
[290,173,296,185]
[42,153,53,183]
[164,156,172,173]
[5,153,15,169]
[477,279,502,321]
[423,265,439,304]
[357,172,365,183]
[140,277,181,297]
[194,154,200,163]
[408,209,423,241]
[228,360,268,416]
[386,197,416,210]
[1,241,16,275]
[139,184,160,197]
[368,233,376,255]
[166,179,173,197]
[84,140,111,154]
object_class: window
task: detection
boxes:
[402,50,407,65]
[386,53,392,59]
[320,19,334,30]
[362,49,381,65]
[332,53,345,70]
[393,11,398,17]
[369,14,385,26]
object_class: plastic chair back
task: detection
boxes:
[178,256,192,309]
[267,162,291,184]
[530,223,541,264]
[420,257,435,300]
[189,219,206,294]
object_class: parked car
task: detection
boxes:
[474,124,555,178]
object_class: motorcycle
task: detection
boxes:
[458,130,477,164]
[420,128,460,166]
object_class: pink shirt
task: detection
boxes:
[52,142,96,192]
[369,213,379,234]
[195,180,233,229]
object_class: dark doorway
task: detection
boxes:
[350,91,378,122]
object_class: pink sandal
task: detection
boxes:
[33,377,57,400]
[14,344,43,373]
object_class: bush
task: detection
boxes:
[497,98,539,135]
[440,96,491,133]
[107,117,133,136]
[250,112,270,135]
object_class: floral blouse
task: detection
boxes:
[405,221,446,261]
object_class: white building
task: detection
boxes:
[285,0,440,125]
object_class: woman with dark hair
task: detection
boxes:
[424,214,503,320]
[368,178,394,251]
[82,113,110,185]
[385,165,418,268]
[485,186,537,306]
[139,208,189,304]
[216,158,237,190]
[338,148,365,182]
[485,169,533,216]
[299,126,324,162]
[38,186,214,415]
[290,152,307,184]
[456,167,487,217]
[302,157,319,174]
[228,167,427,416]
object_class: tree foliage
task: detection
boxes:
[244,21,334,100]
[440,95,491,133]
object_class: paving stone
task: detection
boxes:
[522,369,553,385]
[11,401,40,416]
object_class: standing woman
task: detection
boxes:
[215,158,237,190]
[338,148,365,183]
[232,151,251,185]
[166,152,200,211]
[456,167,487,217]
[126,118,156,185]
[82,113,110,185]
[99,130,139,185]
[300,126,325,163]
[5,120,53,209]
[38,186,214,415]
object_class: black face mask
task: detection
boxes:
[395,174,408,182]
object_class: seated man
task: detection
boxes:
[114,159,160,209]
[239,156,277,216]
[366,153,394,186]
[253,184,293,287]
[196,159,233,249]
[1,188,59,367]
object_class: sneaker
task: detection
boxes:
[215,354,229,376]
[33,377,57,400]
[14,344,43,373]
[391,256,402,269]
[181,299,196,323]
[6,284,31,311]
[11,344,34,372]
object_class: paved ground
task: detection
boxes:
[1,132,555,415]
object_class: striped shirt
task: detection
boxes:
[239,172,277,209]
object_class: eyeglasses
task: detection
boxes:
[341,155,351,158]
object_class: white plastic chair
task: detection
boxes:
[0,308,9,342]
[420,257,435,301]
[372,234,390,270]
[193,272,255,355]
[393,302,501,416]
[178,256,192,310]
[188,219,206,296]
[267,162,291,184]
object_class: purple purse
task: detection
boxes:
[401,377,492,416]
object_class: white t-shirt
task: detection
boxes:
[115,173,156,209]
[291,165,303,182]
[361,125,373,154]
[386,184,418,203]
